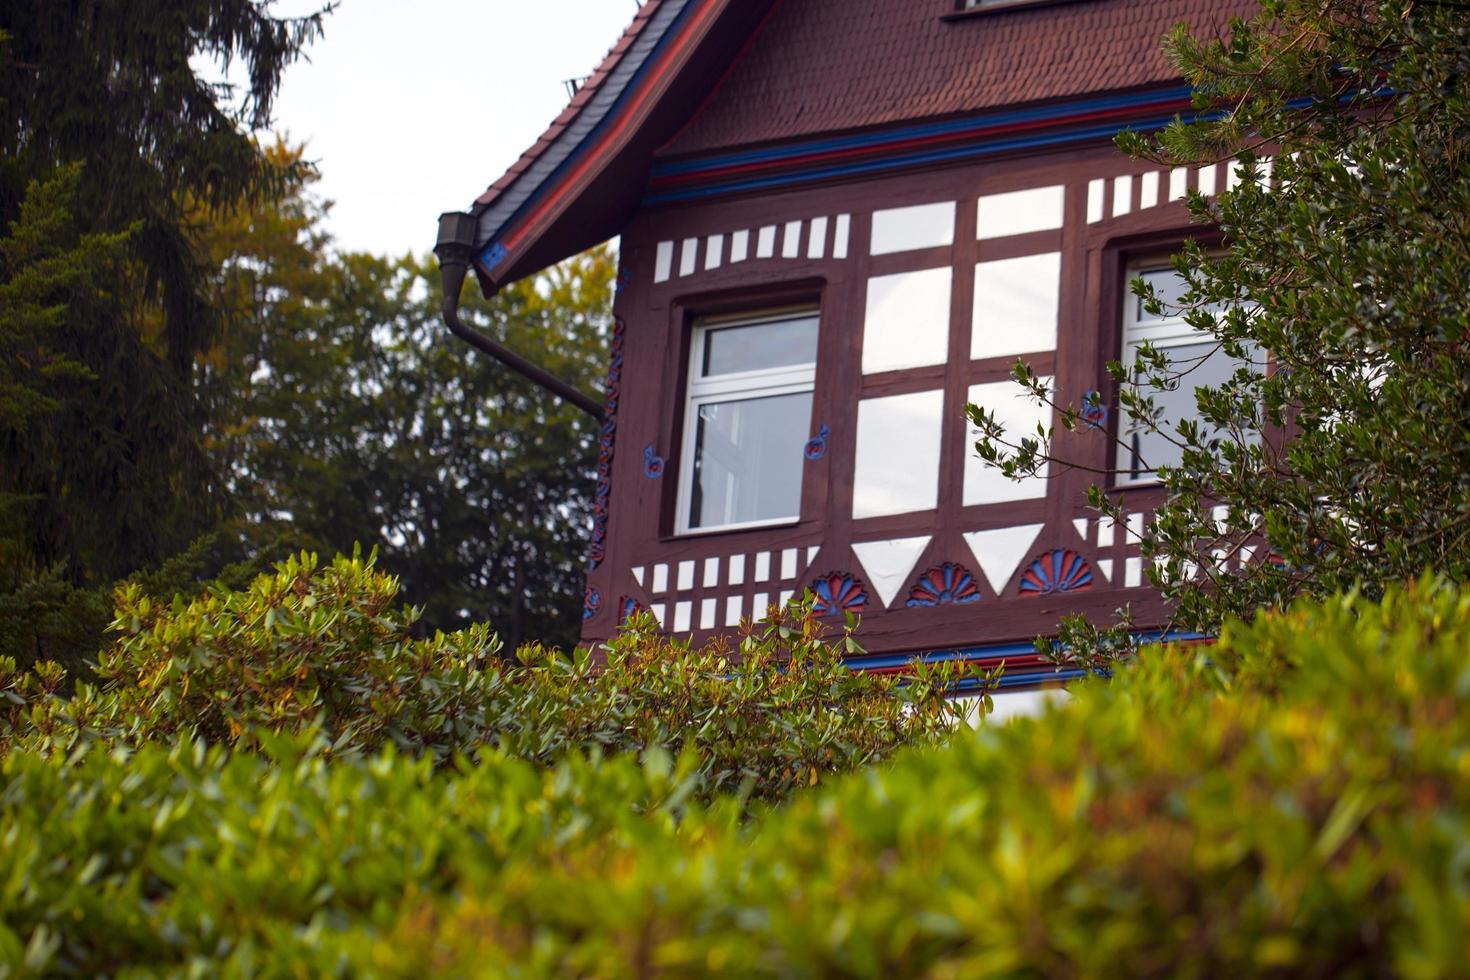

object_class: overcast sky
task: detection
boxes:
[260,0,643,257]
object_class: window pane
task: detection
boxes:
[1134,267,1192,321]
[1122,340,1256,480]
[702,314,818,377]
[689,391,811,529]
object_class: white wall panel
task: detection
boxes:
[853,390,944,518]
[964,379,1053,506]
[976,185,1064,239]
[971,253,1060,360]
[869,201,955,256]
[863,267,952,373]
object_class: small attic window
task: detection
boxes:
[945,0,1085,18]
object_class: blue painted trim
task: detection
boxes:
[649,85,1196,178]
[848,630,1215,673]
[644,111,1227,205]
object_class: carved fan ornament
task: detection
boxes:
[906,563,984,607]
[809,572,869,618]
[1018,549,1094,596]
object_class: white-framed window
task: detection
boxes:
[677,307,819,534]
[1116,262,1256,485]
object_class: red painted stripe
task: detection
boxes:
[648,97,1192,190]
[856,654,1052,676]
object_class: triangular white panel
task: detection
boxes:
[963,524,1045,594]
[631,566,645,587]
[1096,558,1114,582]
[1072,518,1089,541]
[807,546,821,566]
[852,536,932,608]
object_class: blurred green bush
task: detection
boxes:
[5,577,1470,975]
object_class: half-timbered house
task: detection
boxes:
[434,0,1257,693]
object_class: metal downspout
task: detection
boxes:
[433,211,606,421]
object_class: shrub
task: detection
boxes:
[6,578,1469,975]
[0,550,976,802]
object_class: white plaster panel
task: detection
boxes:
[1197,164,1218,196]
[807,216,828,259]
[1139,171,1160,210]
[962,523,1045,594]
[1072,518,1089,541]
[1087,179,1105,223]
[728,554,746,586]
[700,598,717,630]
[782,220,802,258]
[862,267,951,374]
[754,552,771,582]
[703,557,720,588]
[725,595,743,627]
[807,546,820,565]
[652,564,669,594]
[781,548,798,580]
[730,230,750,263]
[650,603,666,628]
[1169,167,1188,201]
[971,253,1060,360]
[852,536,932,608]
[679,238,698,277]
[654,241,674,283]
[674,601,692,633]
[757,225,776,258]
[1112,175,1133,217]
[976,185,1064,239]
[779,589,794,607]
[1125,556,1143,588]
[631,566,645,587]
[869,201,955,256]
[964,378,1052,506]
[1096,558,1114,582]
[677,560,695,592]
[853,390,944,519]
[833,214,851,259]
[704,234,723,270]
[753,592,770,619]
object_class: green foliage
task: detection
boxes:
[4,580,1469,975]
[971,1,1470,657]
[0,3,330,670]
[0,550,970,802]
[0,166,202,674]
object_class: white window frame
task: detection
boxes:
[675,307,818,536]
[1115,260,1226,487]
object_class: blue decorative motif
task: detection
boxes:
[1019,550,1094,596]
[618,595,643,625]
[586,316,624,572]
[582,587,602,621]
[803,423,831,461]
[614,265,632,293]
[479,241,508,271]
[906,563,984,607]
[643,444,666,478]
[810,572,869,618]
[1080,390,1108,430]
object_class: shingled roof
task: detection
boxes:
[463,0,1255,295]
[662,0,1256,156]
[465,0,779,295]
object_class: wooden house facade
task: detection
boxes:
[441,0,1257,691]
